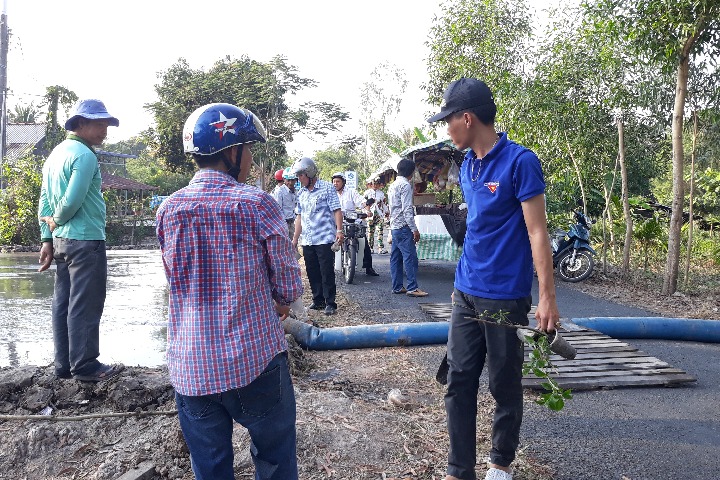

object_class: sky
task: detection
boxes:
[4,0,553,156]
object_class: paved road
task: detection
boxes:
[339,254,720,480]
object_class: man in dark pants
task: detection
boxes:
[428,78,560,480]
[291,158,344,315]
[38,99,124,382]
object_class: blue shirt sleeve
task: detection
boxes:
[514,151,545,202]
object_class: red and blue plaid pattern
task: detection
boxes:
[157,170,303,396]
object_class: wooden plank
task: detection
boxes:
[419,302,697,390]
[523,373,696,390]
[540,364,685,378]
[525,368,688,379]
[556,346,639,354]
[540,357,670,368]
[544,350,650,359]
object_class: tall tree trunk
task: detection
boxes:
[683,110,698,287]
[602,183,609,275]
[565,132,586,212]
[603,155,620,265]
[618,117,632,273]
[662,55,690,295]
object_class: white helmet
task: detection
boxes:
[290,157,318,178]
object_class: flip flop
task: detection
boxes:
[73,363,125,382]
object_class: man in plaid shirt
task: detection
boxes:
[157,103,302,480]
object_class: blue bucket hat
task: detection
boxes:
[64,99,120,130]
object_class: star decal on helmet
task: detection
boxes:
[209,112,237,139]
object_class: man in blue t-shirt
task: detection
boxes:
[428,78,561,480]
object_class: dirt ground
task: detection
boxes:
[0,265,715,480]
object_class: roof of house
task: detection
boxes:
[101,173,158,191]
[5,123,47,162]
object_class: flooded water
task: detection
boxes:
[0,250,168,368]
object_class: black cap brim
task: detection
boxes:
[427,109,453,123]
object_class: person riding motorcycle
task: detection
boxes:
[331,172,379,277]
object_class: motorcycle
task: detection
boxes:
[340,209,368,284]
[551,210,595,282]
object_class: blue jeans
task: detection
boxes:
[390,226,419,292]
[175,352,298,480]
[445,290,531,479]
[51,238,107,377]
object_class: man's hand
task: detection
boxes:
[275,302,291,321]
[413,230,420,243]
[38,242,53,272]
[535,296,560,333]
[40,216,57,232]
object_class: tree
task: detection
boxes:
[590,0,720,294]
[145,56,349,175]
[313,144,365,181]
[359,62,408,173]
[0,155,42,245]
[424,0,533,116]
[105,135,192,195]
[41,86,78,152]
[9,103,40,123]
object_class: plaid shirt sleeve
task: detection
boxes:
[258,192,303,305]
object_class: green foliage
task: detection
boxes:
[523,334,573,411]
[105,136,193,195]
[424,0,532,106]
[146,56,348,175]
[477,309,572,412]
[424,180,463,205]
[126,157,192,195]
[0,156,43,245]
[633,212,666,270]
[313,145,365,182]
[693,168,720,221]
[591,0,720,76]
[9,102,41,123]
[42,86,78,152]
[359,62,409,172]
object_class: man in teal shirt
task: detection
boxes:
[38,99,124,382]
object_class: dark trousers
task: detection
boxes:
[362,236,373,269]
[445,289,531,479]
[52,238,107,377]
[302,243,336,308]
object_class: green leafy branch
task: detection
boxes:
[476,309,573,412]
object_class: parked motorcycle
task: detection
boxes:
[340,209,368,284]
[551,210,595,282]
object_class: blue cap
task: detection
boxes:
[64,99,120,130]
[427,78,495,123]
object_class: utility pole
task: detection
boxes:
[0,0,8,186]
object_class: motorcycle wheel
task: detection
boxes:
[342,240,357,284]
[556,249,594,282]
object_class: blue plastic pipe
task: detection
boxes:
[571,317,720,343]
[284,316,720,350]
[282,317,449,350]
